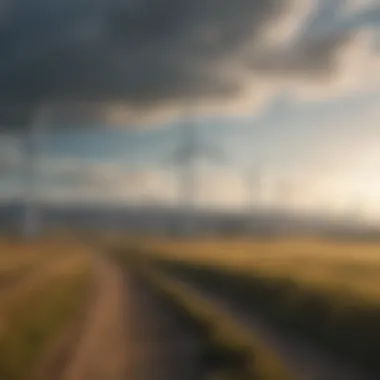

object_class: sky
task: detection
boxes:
[0,0,380,220]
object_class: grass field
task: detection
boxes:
[121,237,380,374]
[130,237,380,300]
[0,239,93,380]
[114,251,296,380]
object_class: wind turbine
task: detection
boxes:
[0,103,51,239]
[22,105,52,239]
[243,164,280,236]
[165,115,227,237]
[244,167,262,236]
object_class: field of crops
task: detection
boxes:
[125,237,380,375]
[0,238,93,380]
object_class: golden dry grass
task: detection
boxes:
[133,237,380,302]
[0,239,93,380]
[122,236,380,373]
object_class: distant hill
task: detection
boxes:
[1,201,379,240]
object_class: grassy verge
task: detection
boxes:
[114,251,297,380]
[125,238,380,375]
[0,242,93,380]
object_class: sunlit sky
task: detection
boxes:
[0,0,380,221]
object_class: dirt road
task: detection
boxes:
[52,256,203,380]
[62,256,127,380]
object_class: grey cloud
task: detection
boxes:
[0,0,363,127]
[251,31,353,79]
[0,136,23,172]
[358,4,380,25]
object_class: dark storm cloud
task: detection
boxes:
[0,0,357,127]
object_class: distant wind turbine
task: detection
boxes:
[22,105,52,239]
[165,115,227,236]
[243,164,282,236]
[244,168,263,235]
